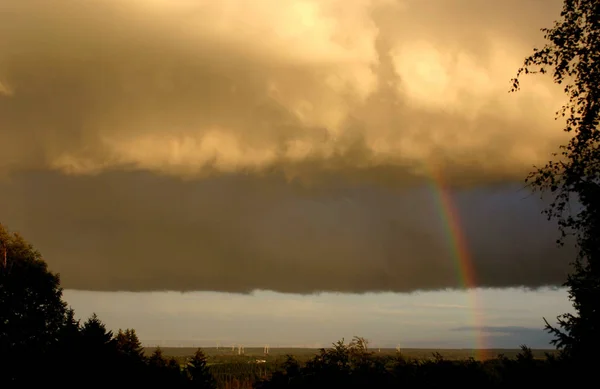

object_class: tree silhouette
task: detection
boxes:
[81,313,115,347]
[114,327,148,384]
[511,0,600,362]
[187,348,216,389]
[50,307,84,383]
[116,328,145,361]
[71,314,120,385]
[149,346,168,369]
[0,223,198,386]
[56,307,82,351]
[167,356,184,381]
[0,223,69,384]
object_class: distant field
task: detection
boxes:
[144,346,556,361]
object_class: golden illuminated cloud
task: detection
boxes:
[0,0,565,185]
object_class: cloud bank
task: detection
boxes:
[0,171,573,293]
[0,0,574,293]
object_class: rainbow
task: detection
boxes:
[427,165,488,361]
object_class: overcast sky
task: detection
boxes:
[64,287,572,349]
[0,0,574,348]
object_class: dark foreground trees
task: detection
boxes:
[255,339,577,389]
[511,0,600,361]
[0,223,69,383]
[0,223,215,388]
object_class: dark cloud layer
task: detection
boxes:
[0,171,572,293]
[0,0,574,292]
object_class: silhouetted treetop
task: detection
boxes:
[511,0,600,361]
[116,328,145,361]
[187,348,216,389]
[0,223,68,354]
[81,313,115,349]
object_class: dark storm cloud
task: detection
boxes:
[0,171,572,293]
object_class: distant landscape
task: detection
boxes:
[135,345,561,388]
[145,347,555,361]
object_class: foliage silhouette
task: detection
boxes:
[116,328,145,360]
[0,223,69,385]
[511,0,600,362]
[187,348,217,388]
[255,337,579,389]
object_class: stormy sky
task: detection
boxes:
[0,0,574,297]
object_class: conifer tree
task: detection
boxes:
[187,348,216,389]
